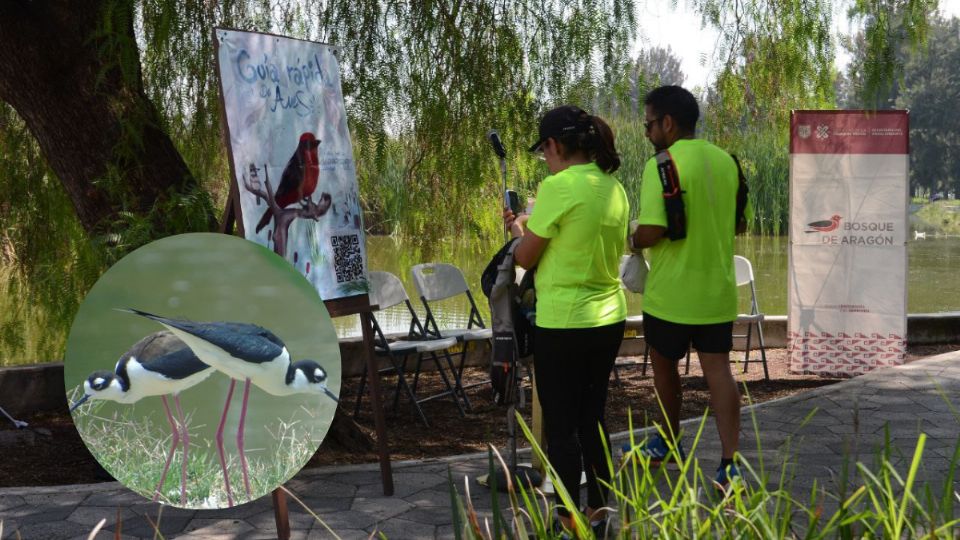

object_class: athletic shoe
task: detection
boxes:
[590,516,611,538]
[548,517,573,540]
[621,434,686,468]
[714,462,741,494]
[544,514,609,540]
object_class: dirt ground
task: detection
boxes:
[2,345,956,488]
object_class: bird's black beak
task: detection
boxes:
[69,394,91,413]
[311,140,321,148]
[323,388,339,403]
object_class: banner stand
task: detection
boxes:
[787,110,909,376]
[221,190,394,538]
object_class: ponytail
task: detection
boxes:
[554,109,621,174]
[548,105,620,174]
[588,115,620,173]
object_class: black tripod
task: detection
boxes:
[490,355,542,492]
[484,128,542,491]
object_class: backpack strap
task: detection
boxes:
[731,154,750,234]
[655,150,687,240]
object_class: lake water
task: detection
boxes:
[333,234,960,337]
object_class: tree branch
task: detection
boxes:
[242,164,332,257]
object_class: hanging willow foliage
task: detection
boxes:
[130,0,637,242]
[688,0,936,234]
[0,0,635,363]
[0,0,939,363]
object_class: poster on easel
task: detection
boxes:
[214,28,368,300]
[787,110,909,376]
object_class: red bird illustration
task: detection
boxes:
[804,215,841,233]
[255,132,321,234]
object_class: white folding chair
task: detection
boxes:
[354,271,465,426]
[411,263,493,409]
[733,255,769,380]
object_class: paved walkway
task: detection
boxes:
[2,351,959,539]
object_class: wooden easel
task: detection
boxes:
[221,190,394,540]
[212,30,393,539]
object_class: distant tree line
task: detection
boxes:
[839,13,960,199]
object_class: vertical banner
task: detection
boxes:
[788,110,909,376]
[214,29,367,300]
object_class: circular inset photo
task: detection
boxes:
[64,233,340,509]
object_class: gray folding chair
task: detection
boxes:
[733,255,769,380]
[354,271,465,427]
[411,263,493,410]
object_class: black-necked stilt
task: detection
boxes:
[118,308,338,506]
[70,331,214,505]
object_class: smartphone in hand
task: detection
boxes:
[505,189,523,215]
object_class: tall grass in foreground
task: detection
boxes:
[445,407,960,538]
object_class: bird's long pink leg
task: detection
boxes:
[173,395,189,506]
[217,379,237,507]
[154,395,180,502]
[236,378,253,499]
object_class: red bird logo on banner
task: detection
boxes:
[804,215,841,233]
[255,132,321,233]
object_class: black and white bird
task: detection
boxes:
[118,308,338,507]
[70,331,214,506]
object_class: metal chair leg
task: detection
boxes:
[391,355,409,411]
[444,346,472,412]
[611,362,623,386]
[0,406,27,429]
[353,364,368,418]
[756,322,769,381]
[394,353,430,427]
[430,351,467,417]
[355,355,431,427]
[642,343,651,377]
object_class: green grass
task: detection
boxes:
[67,385,326,509]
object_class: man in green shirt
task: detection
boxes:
[631,85,742,489]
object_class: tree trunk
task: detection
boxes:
[0,0,216,237]
[0,0,374,453]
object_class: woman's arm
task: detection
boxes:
[503,210,550,269]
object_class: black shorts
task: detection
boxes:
[642,312,733,361]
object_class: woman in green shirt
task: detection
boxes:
[504,105,628,535]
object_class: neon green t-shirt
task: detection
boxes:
[526,162,629,329]
[637,139,738,324]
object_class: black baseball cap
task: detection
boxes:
[528,105,592,152]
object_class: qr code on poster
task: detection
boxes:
[331,233,363,283]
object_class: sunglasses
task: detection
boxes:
[644,117,662,132]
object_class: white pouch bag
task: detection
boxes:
[620,220,648,293]
[619,251,648,293]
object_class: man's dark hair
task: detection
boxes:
[644,85,699,135]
